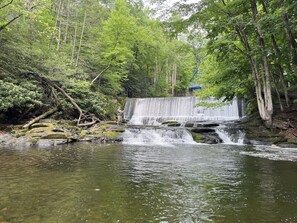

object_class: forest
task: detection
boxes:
[0,0,296,128]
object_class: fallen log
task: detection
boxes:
[23,107,58,129]
[26,72,100,127]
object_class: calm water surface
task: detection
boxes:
[0,143,297,223]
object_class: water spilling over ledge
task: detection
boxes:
[124,96,244,126]
[122,127,196,145]
[122,96,246,145]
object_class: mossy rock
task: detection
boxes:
[79,130,88,138]
[12,129,28,137]
[100,125,108,131]
[105,121,117,125]
[90,131,104,137]
[103,130,118,140]
[31,123,55,128]
[111,128,125,133]
[162,120,179,125]
[27,127,55,134]
[41,133,70,139]
[29,137,40,143]
[287,138,297,144]
[191,132,202,142]
[30,132,46,138]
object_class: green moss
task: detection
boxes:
[27,127,54,134]
[79,130,88,138]
[104,130,117,140]
[191,132,202,142]
[41,133,69,139]
[29,137,39,143]
[287,138,297,143]
[100,125,107,131]
[111,128,125,133]
[13,129,27,137]
[31,123,54,128]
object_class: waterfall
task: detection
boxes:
[122,127,195,145]
[122,96,246,145]
[124,96,244,126]
[215,125,246,145]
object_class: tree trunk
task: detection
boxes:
[235,26,272,125]
[71,18,78,60]
[63,0,70,44]
[261,0,289,107]
[90,65,110,85]
[75,11,86,67]
[56,0,64,51]
[50,83,99,126]
[23,107,58,128]
[249,0,273,125]
[172,62,177,96]
[28,73,100,127]
[282,12,297,77]
[49,0,62,49]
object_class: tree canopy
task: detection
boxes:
[0,0,195,123]
[1,0,296,125]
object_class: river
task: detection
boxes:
[0,143,297,223]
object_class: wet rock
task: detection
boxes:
[36,139,71,147]
[41,133,71,139]
[167,123,181,127]
[0,133,16,146]
[191,128,215,133]
[195,123,220,128]
[203,133,223,144]
[190,131,222,144]
[161,120,180,126]
[185,122,194,128]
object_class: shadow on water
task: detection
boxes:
[0,143,297,222]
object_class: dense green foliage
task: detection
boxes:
[1,0,296,124]
[0,0,194,122]
[164,0,297,124]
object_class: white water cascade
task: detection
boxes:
[124,96,244,126]
[215,125,246,145]
[122,127,196,145]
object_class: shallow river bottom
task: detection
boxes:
[0,143,297,223]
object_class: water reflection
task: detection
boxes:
[0,143,297,222]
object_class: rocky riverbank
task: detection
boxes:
[1,110,297,147]
[0,119,124,148]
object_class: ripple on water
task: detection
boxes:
[240,145,297,162]
[1,143,297,223]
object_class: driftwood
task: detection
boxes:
[24,72,100,127]
[51,83,100,126]
[23,107,58,128]
[90,65,110,85]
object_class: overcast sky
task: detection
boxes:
[144,0,199,18]
[145,0,198,6]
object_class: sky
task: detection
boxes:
[144,0,199,19]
